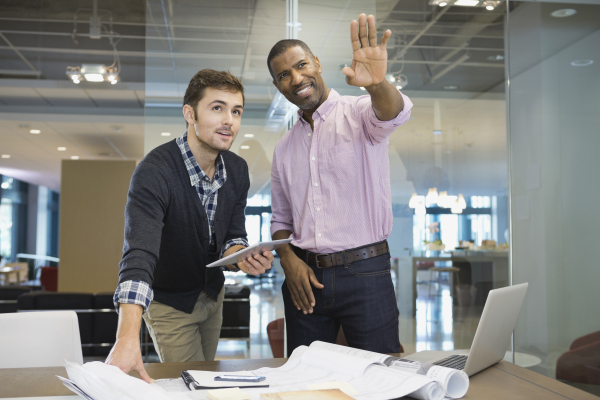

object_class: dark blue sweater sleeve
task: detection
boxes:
[223,160,250,245]
[118,160,169,285]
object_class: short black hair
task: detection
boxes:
[183,69,245,121]
[267,39,315,79]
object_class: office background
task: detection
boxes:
[0,0,598,395]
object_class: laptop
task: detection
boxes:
[404,282,528,376]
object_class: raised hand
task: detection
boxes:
[342,14,391,88]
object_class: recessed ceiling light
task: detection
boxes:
[30,129,41,134]
[240,145,250,150]
[439,1,448,6]
[161,132,171,137]
[360,87,366,91]
[396,85,403,90]
[571,59,594,67]
[433,130,443,135]
[551,9,577,18]
[487,55,504,61]
[71,156,80,160]
[57,147,67,151]
[83,74,105,82]
[1,154,10,158]
[244,134,254,138]
[454,0,480,6]
[443,85,459,90]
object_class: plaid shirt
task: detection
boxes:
[114,132,248,312]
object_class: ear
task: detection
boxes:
[182,104,195,125]
[315,56,322,74]
[272,79,282,93]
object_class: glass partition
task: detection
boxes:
[507,1,600,394]
[376,1,509,356]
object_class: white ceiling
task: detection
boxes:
[0,0,520,196]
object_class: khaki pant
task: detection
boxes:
[143,288,224,362]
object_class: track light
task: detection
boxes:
[66,64,120,84]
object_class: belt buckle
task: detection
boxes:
[314,253,329,269]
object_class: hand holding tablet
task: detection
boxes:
[206,238,293,268]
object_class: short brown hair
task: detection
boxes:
[183,69,245,118]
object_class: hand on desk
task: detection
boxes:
[238,251,274,275]
[281,256,324,314]
[106,303,154,383]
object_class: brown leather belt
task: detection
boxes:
[292,240,389,269]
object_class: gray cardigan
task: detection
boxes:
[118,140,249,313]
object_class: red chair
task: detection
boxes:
[556,330,600,385]
[40,266,58,292]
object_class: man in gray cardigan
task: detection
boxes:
[106,70,273,382]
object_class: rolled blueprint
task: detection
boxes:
[389,359,469,399]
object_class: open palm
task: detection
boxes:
[343,14,391,88]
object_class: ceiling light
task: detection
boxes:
[454,0,480,6]
[395,74,408,90]
[57,147,67,151]
[487,55,504,61]
[240,145,250,150]
[439,1,448,6]
[30,129,41,134]
[1,154,10,159]
[71,156,80,160]
[385,73,396,83]
[551,9,577,18]
[415,201,426,215]
[409,193,419,208]
[458,193,467,209]
[426,187,439,205]
[451,204,463,214]
[433,130,443,135]
[443,85,459,90]
[161,132,171,137]
[244,134,254,138]
[482,1,501,10]
[571,59,594,67]
[66,64,120,84]
[438,191,449,207]
[360,87,366,91]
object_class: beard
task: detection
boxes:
[297,94,321,111]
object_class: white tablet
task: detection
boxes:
[206,238,293,268]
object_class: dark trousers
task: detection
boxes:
[282,252,400,356]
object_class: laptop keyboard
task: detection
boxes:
[433,354,468,370]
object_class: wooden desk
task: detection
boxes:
[0,357,596,399]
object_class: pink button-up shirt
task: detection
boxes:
[270,89,413,253]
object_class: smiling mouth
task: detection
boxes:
[217,131,232,137]
[294,84,312,97]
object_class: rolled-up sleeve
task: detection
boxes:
[360,91,413,144]
[270,148,294,235]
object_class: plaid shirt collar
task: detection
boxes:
[176,131,227,190]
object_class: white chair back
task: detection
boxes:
[0,310,83,368]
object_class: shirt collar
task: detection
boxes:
[177,131,227,188]
[297,89,339,124]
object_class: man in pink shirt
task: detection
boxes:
[268,14,413,355]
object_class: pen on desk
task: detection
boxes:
[180,371,269,391]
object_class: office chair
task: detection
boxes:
[0,310,83,368]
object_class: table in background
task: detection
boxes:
[395,250,509,317]
[0,356,597,399]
